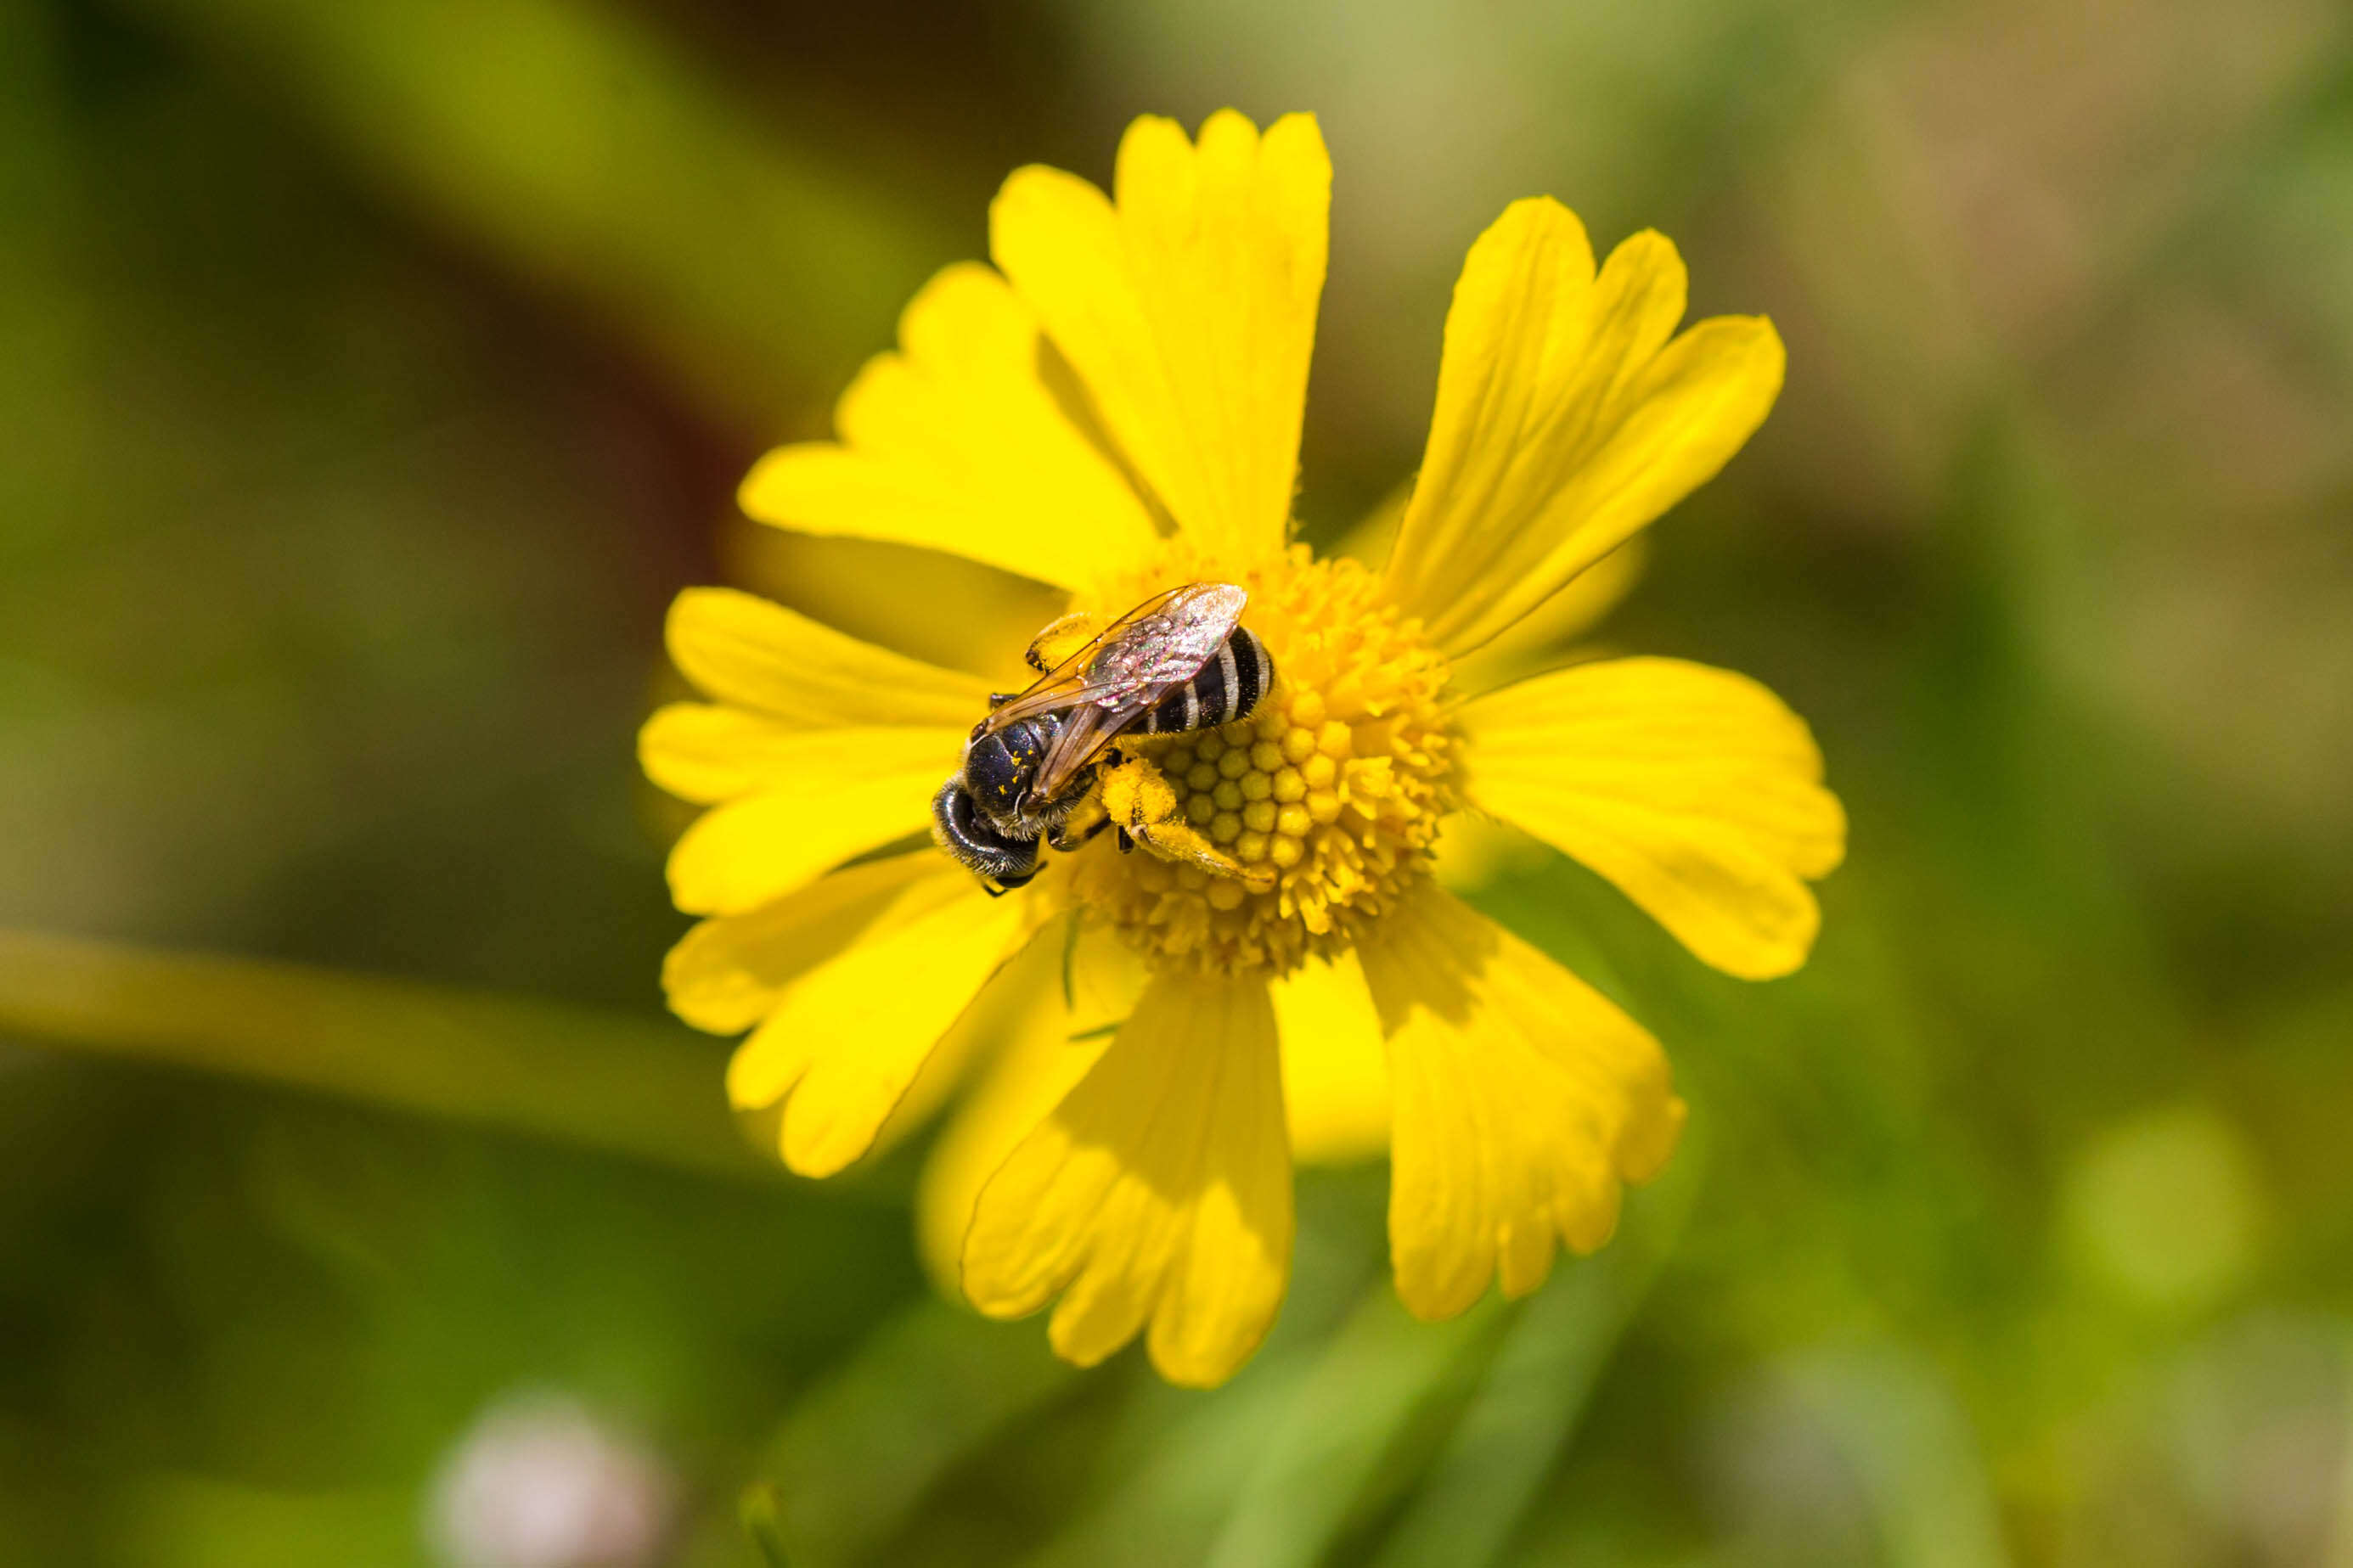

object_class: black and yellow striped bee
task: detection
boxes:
[931,582,1275,893]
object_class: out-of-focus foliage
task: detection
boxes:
[3,0,2351,1564]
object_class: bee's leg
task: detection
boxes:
[987,692,1016,709]
[1097,757,1276,894]
[1127,815,1277,894]
[1094,747,1129,853]
[1046,790,1109,851]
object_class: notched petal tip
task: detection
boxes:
[738,250,1160,591]
[1385,197,1787,656]
[1365,883,1684,1324]
[960,969,1292,1386]
[913,913,1143,1294]
[1618,1093,1688,1188]
[1197,104,1260,142]
[1263,109,1326,146]
[992,109,1328,571]
[712,863,1039,1178]
[1115,111,1198,187]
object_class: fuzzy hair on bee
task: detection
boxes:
[930,778,1044,891]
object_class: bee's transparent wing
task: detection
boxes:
[976,583,1245,735]
[979,582,1247,804]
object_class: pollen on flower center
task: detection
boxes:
[1070,548,1455,975]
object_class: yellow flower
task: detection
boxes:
[640,111,1843,1386]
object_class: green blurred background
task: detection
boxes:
[5,0,2352,1562]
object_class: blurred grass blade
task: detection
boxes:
[757,1299,1078,1566]
[1203,1292,1503,1568]
[1030,1146,1708,1568]
[1363,1271,1624,1567]
[1368,1127,1705,1568]
[0,927,759,1178]
[741,1484,794,1568]
[1784,1348,2012,1568]
[2332,1324,2353,1568]
[1023,1361,1317,1567]
[119,0,948,430]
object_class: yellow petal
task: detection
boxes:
[1337,484,1649,692]
[714,857,1037,1177]
[663,853,929,1034]
[738,263,1160,593]
[641,704,785,804]
[990,111,1329,569]
[1460,657,1844,979]
[1383,201,1784,656]
[636,705,951,809]
[649,588,994,913]
[663,586,989,727]
[962,966,1292,1386]
[915,913,1150,1290]
[1271,948,1389,1164]
[658,728,959,915]
[1359,881,1686,1321]
[1451,539,1647,693]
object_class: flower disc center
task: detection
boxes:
[1071,548,1455,975]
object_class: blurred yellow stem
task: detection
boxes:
[0,927,764,1179]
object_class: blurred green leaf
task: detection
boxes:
[118,0,950,432]
[1368,1131,1704,1567]
[1778,1347,2012,1568]
[756,1300,1079,1567]
[742,1481,795,1567]
[0,927,758,1179]
[1203,1290,1501,1568]
[1020,1356,1318,1568]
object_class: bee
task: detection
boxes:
[931,582,1276,894]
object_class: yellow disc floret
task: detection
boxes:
[1071,547,1455,975]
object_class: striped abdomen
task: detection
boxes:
[1132,627,1274,737]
